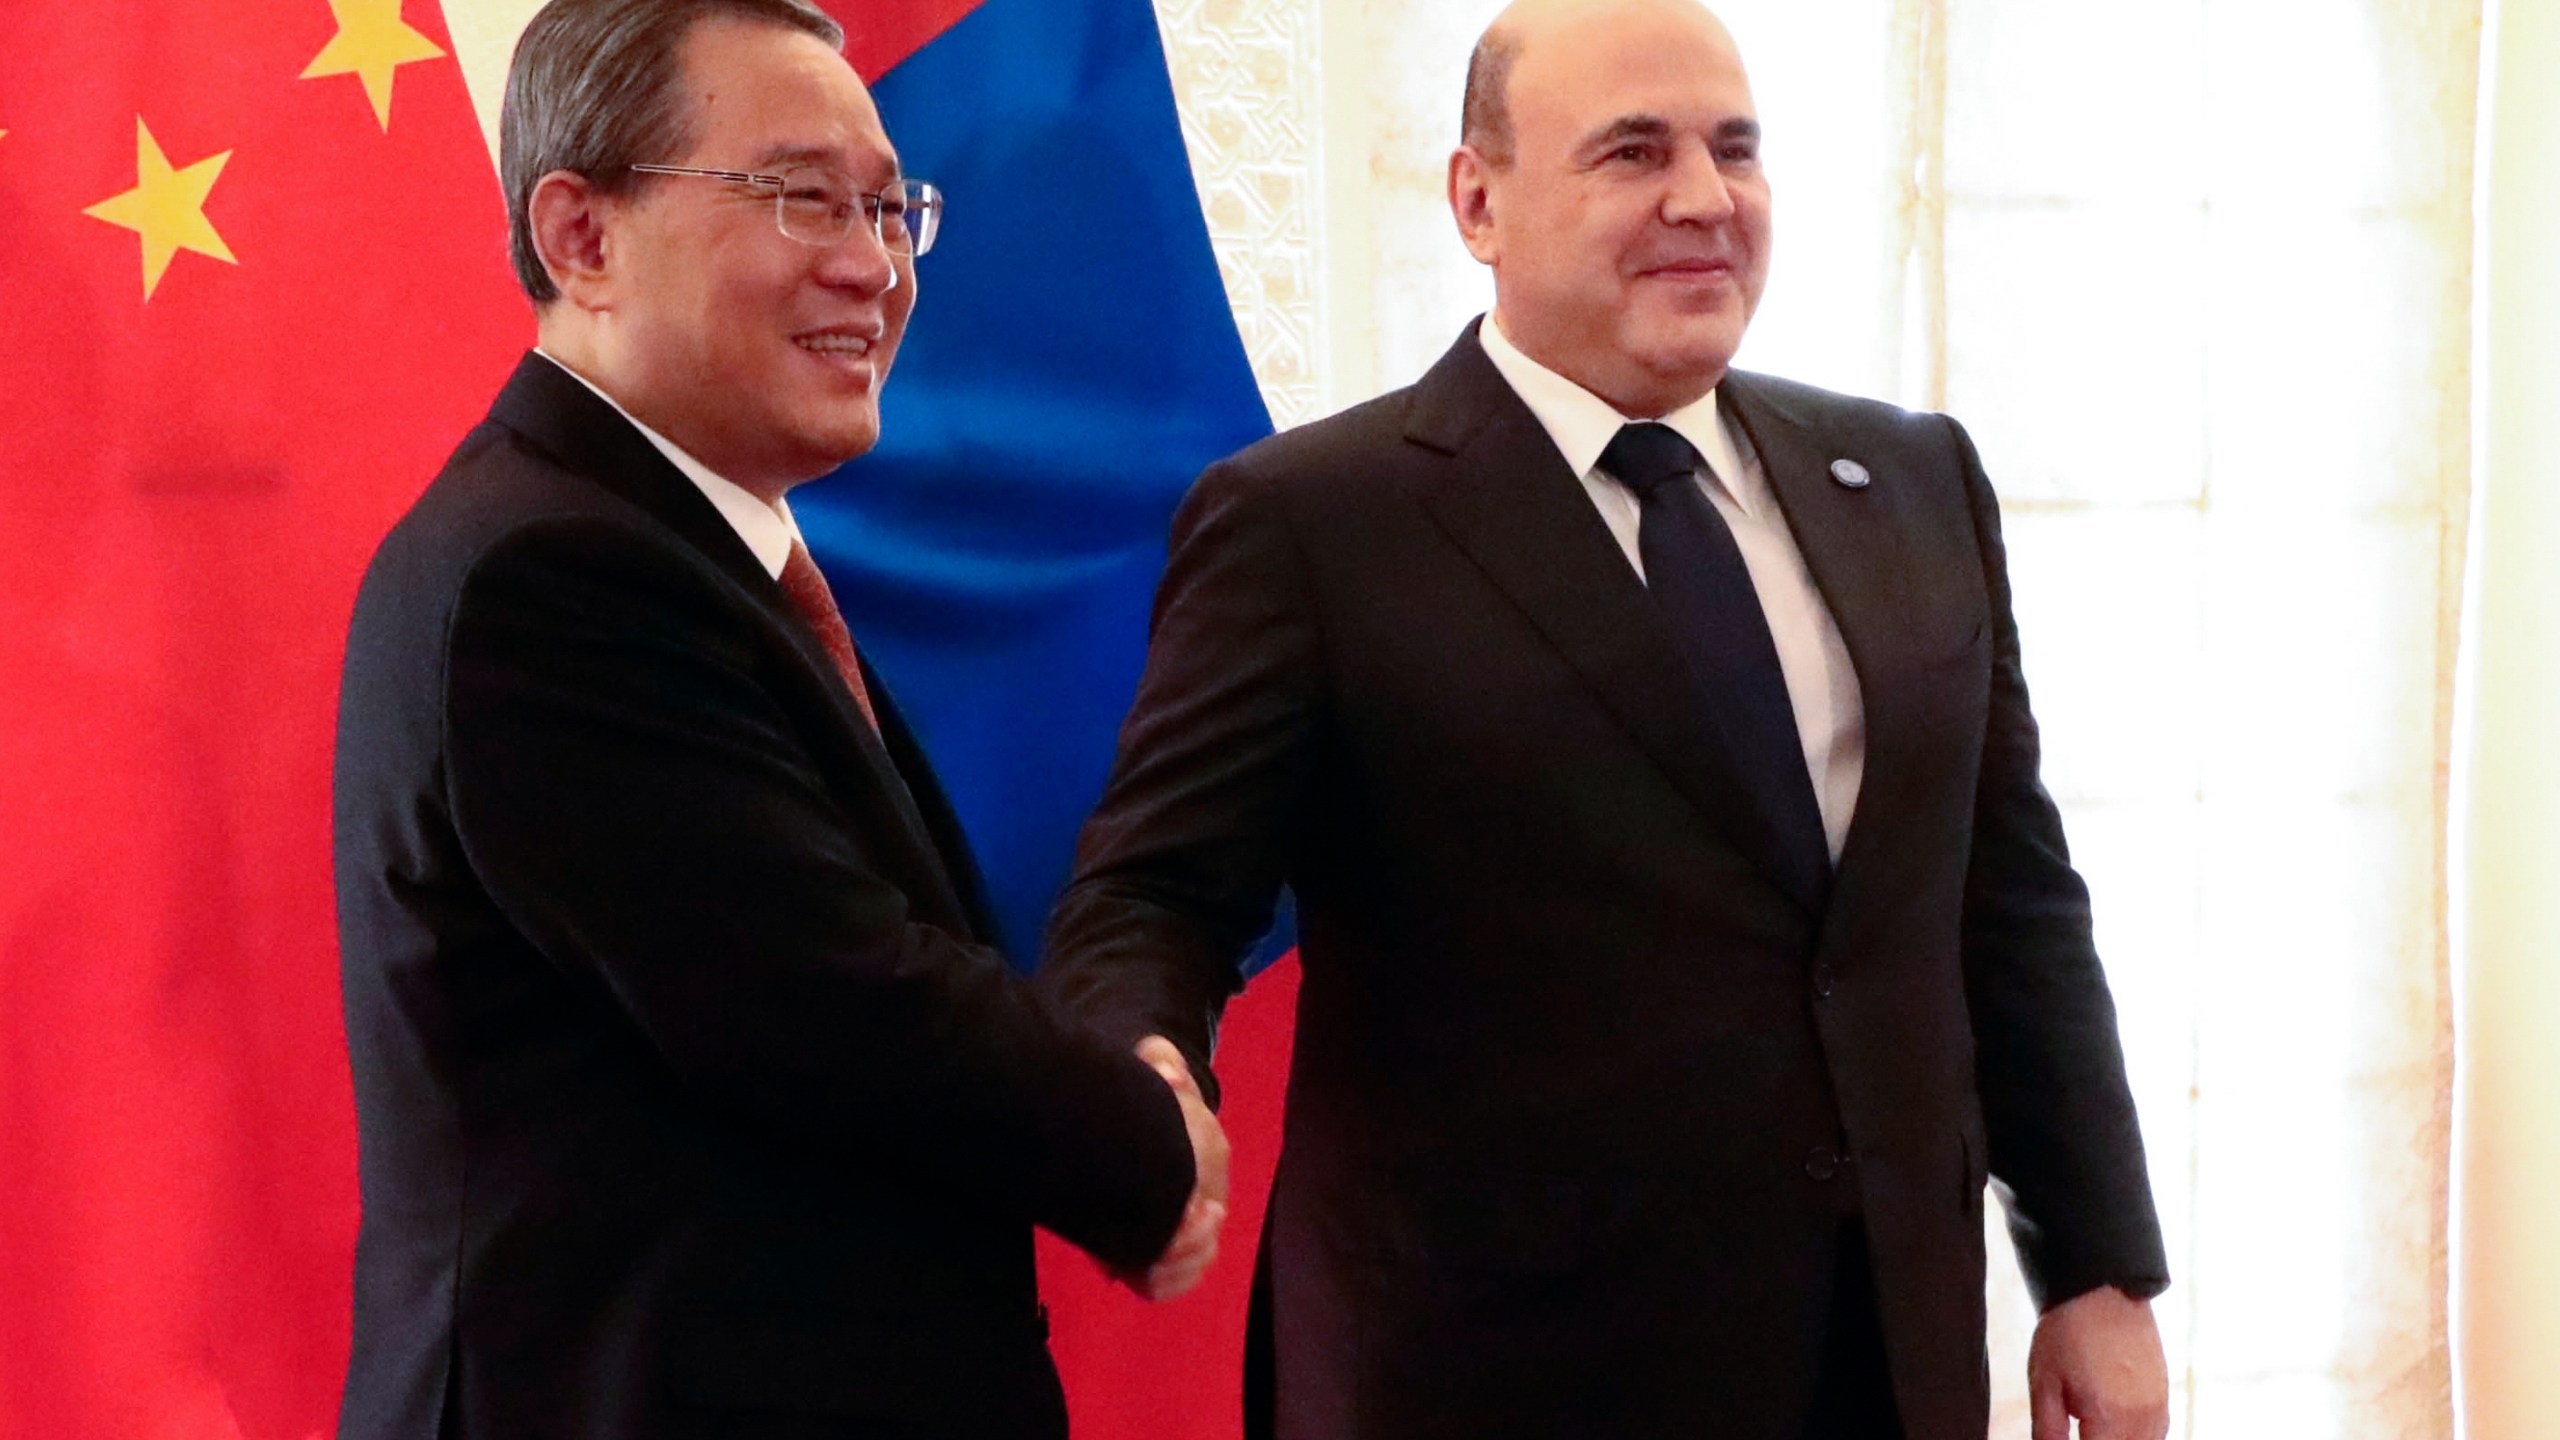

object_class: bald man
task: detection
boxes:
[1041,3,2171,1438]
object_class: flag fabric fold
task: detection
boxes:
[820,6,1289,1433]
[814,0,1274,964]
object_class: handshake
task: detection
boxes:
[1119,1035,1232,1301]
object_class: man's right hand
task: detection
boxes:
[1121,1035,1230,1301]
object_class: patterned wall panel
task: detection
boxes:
[1153,0,1323,429]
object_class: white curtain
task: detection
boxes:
[2455,0,2560,1434]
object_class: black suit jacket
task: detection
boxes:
[1043,324,2168,1440]
[333,355,1194,1440]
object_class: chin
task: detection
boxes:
[1626,305,1742,363]
[767,439,874,489]
[816,436,879,472]
[1633,343,1740,393]
[807,410,883,465]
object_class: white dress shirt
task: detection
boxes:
[535,349,800,582]
[1476,317,1866,860]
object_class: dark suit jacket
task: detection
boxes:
[333,354,1194,1440]
[1042,323,2169,1440]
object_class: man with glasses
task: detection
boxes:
[332,2,1224,1436]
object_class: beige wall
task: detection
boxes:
[447,0,542,169]
[2455,0,2560,1433]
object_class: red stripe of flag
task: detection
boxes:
[1038,955,1298,1440]
[841,0,987,81]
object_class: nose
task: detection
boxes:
[1661,140,1737,226]
[811,218,901,294]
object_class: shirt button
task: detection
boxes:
[1812,965,1836,999]
[1804,1146,1840,1182]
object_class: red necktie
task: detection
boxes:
[778,537,879,730]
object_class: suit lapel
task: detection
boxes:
[864,664,1000,944]
[1406,329,1825,914]
[488,354,975,931]
[492,355,776,597]
[1720,372,1949,895]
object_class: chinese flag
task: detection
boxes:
[0,0,526,1434]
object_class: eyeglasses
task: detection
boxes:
[628,163,943,257]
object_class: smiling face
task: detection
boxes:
[588,15,911,494]
[1452,0,1768,417]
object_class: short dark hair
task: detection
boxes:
[500,0,846,303]
[1460,24,1523,167]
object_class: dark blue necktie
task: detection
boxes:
[1601,422,1829,902]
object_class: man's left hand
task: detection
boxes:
[2028,1285,2169,1440]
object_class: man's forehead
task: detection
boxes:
[1521,61,1751,149]
[675,21,899,175]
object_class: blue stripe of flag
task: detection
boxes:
[800,0,1276,968]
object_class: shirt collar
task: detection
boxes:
[534,349,799,580]
[1475,314,1751,505]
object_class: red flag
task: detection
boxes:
[0,0,527,1434]
[1039,955,1298,1440]
[831,0,983,80]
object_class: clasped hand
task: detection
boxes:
[1117,1035,1230,1301]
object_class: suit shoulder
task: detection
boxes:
[1183,385,1420,514]
[384,422,629,554]
[1730,369,1956,445]
[366,423,681,586]
[1729,369,1989,504]
[348,422,720,670]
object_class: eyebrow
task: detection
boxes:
[749,142,904,178]
[751,143,834,168]
[1578,114,1762,153]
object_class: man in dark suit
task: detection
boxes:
[1042,1,2171,1437]
[331,2,1225,1436]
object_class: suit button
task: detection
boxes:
[1805,1146,1841,1181]
[1812,966,1836,999]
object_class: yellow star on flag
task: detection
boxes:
[82,117,237,301]
[300,0,447,131]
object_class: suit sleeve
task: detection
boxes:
[1039,457,1325,1106]
[1947,416,2172,1310]
[443,516,1192,1271]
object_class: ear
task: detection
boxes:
[1448,146,1499,266]
[528,169,618,311]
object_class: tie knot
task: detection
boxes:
[1599,422,1704,498]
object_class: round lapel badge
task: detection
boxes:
[1829,458,1872,489]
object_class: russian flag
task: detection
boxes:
[810,3,1295,1436]
[812,0,1269,974]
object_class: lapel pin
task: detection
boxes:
[1829,458,1872,489]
